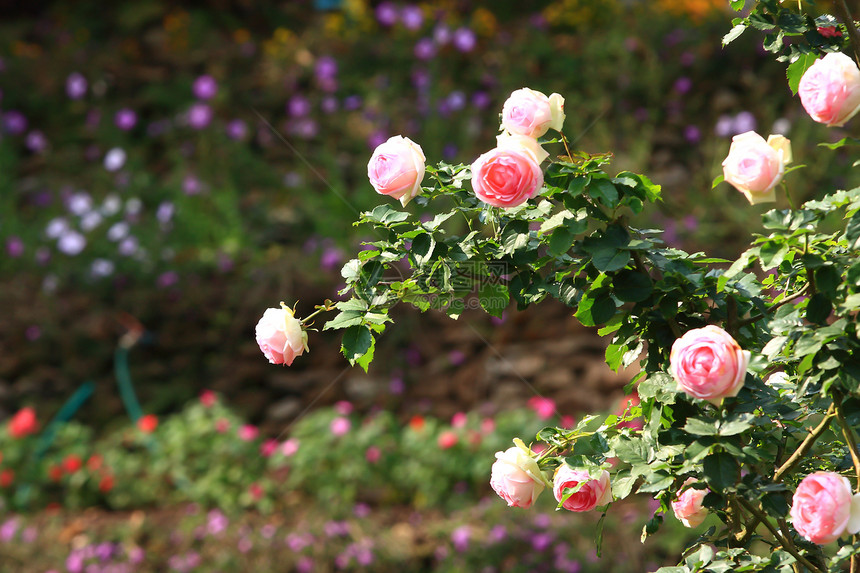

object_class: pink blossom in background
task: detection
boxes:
[260,439,278,457]
[437,431,458,449]
[365,446,381,463]
[214,418,229,434]
[451,412,467,428]
[281,438,300,457]
[334,401,353,415]
[527,396,556,420]
[330,416,351,437]
[199,390,216,407]
[238,424,259,441]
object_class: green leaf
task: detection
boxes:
[787,53,819,95]
[819,137,860,150]
[722,23,746,46]
[846,211,860,250]
[411,233,435,266]
[711,174,724,189]
[549,226,575,256]
[595,512,606,558]
[806,293,833,324]
[341,325,374,368]
[589,178,619,208]
[591,248,631,273]
[613,270,652,302]
[575,290,616,326]
[703,452,739,492]
[684,417,719,436]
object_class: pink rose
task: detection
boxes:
[238,424,259,441]
[721,131,792,205]
[471,147,543,208]
[798,52,860,127]
[255,303,308,366]
[552,465,612,512]
[330,416,351,437]
[281,438,300,457]
[490,439,547,508]
[501,88,565,138]
[672,478,709,527]
[791,471,860,544]
[670,325,750,406]
[367,135,426,206]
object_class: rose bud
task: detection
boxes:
[255,303,309,366]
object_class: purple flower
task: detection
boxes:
[714,115,733,137]
[451,526,471,552]
[6,236,23,257]
[107,222,130,242]
[488,525,507,544]
[288,95,311,117]
[291,118,318,139]
[0,518,19,541]
[25,131,48,153]
[182,175,202,195]
[680,52,696,66]
[453,28,477,52]
[367,130,387,150]
[156,201,175,224]
[315,56,338,80]
[3,110,28,135]
[114,109,137,131]
[91,259,115,277]
[375,2,398,26]
[683,125,701,143]
[193,75,218,100]
[207,509,229,536]
[68,192,93,216]
[433,25,451,45]
[147,119,171,137]
[772,117,791,135]
[286,533,312,551]
[58,231,86,256]
[80,212,102,232]
[531,532,554,552]
[447,91,466,111]
[238,537,253,553]
[355,547,374,566]
[389,375,405,394]
[320,96,338,114]
[401,5,423,30]
[343,95,362,111]
[472,92,491,109]
[324,521,350,537]
[118,236,139,256]
[187,103,213,129]
[414,38,436,60]
[296,557,314,573]
[442,143,458,160]
[260,524,277,539]
[127,547,144,564]
[533,513,552,528]
[66,73,88,99]
[157,271,179,288]
[104,148,127,172]
[66,552,84,573]
[673,77,692,94]
[86,109,101,130]
[25,325,41,340]
[96,542,114,562]
[226,119,248,140]
[733,111,757,134]
[353,503,371,518]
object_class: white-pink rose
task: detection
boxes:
[791,471,860,544]
[471,147,543,209]
[496,132,549,164]
[255,303,309,366]
[721,131,792,205]
[670,325,750,406]
[367,135,426,206]
[552,465,612,512]
[798,52,860,127]
[490,439,547,508]
[501,88,565,138]
[672,478,709,528]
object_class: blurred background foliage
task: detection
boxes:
[0,0,858,570]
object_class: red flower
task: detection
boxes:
[99,475,114,493]
[200,390,217,407]
[8,407,39,438]
[408,415,425,432]
[48,465,63,482]
[62,454,83,474]
[137,414,159,434]
[817,26,842,38]
[87,454,103,471]
[437,431,459,449]
[0,469,14,488]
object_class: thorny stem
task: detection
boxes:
[736,284,810,329]
[774,405,837,482]
[834,0,860,66]
[737,498,826,573]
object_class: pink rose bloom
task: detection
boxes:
[365,446,381,463]
[238,424,259,441]
[670,325,750,406]
[527,396,556,420]
[552,466,612,512]
[367,135,426,206]
[260,439,279,457]
[722,131,792,205]
[501,88,565,138]
[255,303,308,366]
[798,52,860,127]
[791,471,860,544]
[471,147,543,208]
[437,431,458,449]
[281,438,300,457]
[330,416,351,437]
[672,478,709,527]
[490,439,547,508]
